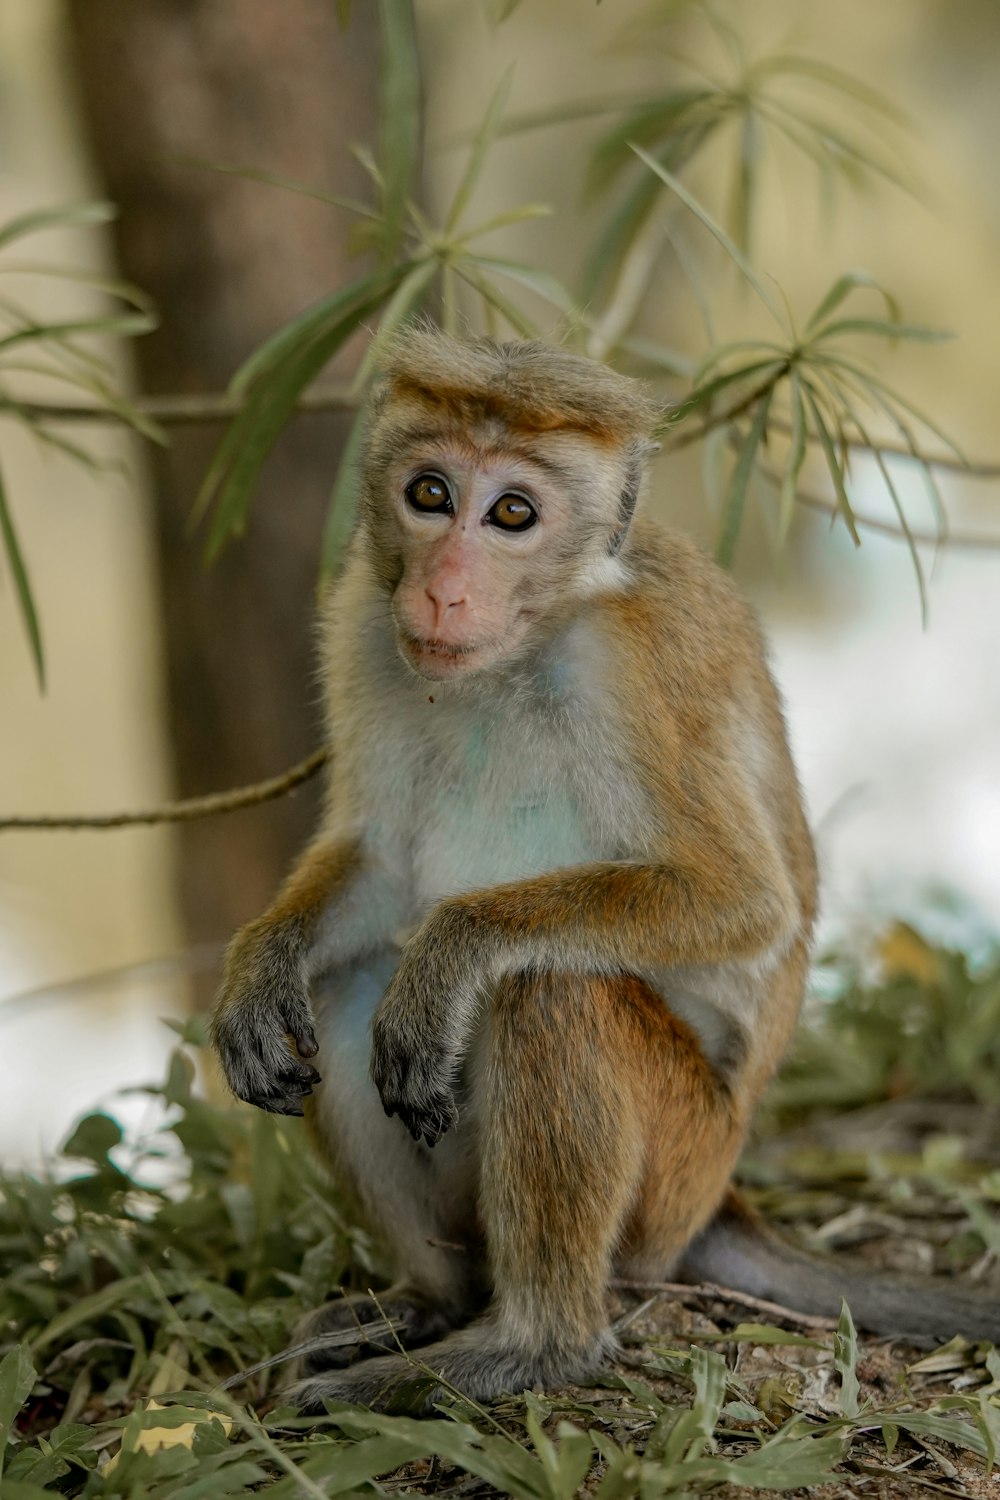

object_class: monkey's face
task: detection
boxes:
[375,435,619,681]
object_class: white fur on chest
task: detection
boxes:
[410,701,600,903]
[347,621,650,914]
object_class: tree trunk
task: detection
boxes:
[66,1,380,969]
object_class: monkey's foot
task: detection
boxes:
[292,1292,456,1377]
[283,1325,609,1415]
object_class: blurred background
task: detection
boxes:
[1,0,999,1164]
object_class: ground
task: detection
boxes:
[3,920,1000,1497]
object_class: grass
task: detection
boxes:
[4,918,1000,1496]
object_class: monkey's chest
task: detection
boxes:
[411,773,597,905]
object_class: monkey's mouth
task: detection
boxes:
[406,634,477,659]
[399,629,494,679]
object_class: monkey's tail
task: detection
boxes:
[677,1189,1000,1345]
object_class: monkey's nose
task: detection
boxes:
[425,583,467,630]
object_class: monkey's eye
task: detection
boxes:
[405,473,453,514]
[487,494,537,532]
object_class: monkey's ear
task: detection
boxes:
[608,443,652,554]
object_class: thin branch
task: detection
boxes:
[768,411,998,479]
[0,746,328,831]
[0,942,223,1017]
[661,370,787,452]
[756,461,1000,551]
[0,383,355,426]
[794,488,1000,550]
[610,1277,838,1331]
[4,378,1000,480]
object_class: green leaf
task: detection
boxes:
[703,1320,824,1348]
[731,107,763,253]
[779,369,808,544]
[768,101,916,195]
[814,348,964,461]
[580,167,663,306]
[468,254,580,318]
[378,0,421,264]
[30,1270,189,1352]
[810,317,950,345]
[615,332,696,379]
[630,145,788,330]
[446,67,516,235]
[678,357,786,422]
[824,370,929,614]
[0,1346,36,1477]
[716,385,772,566]
[289,1433,439,1495]
[455,265,540,337]
[0,262,157,318]
[200,271,404,553]
[351,256,437,392]
[61,1112,123,1163]
[498,91,664,139]
[457,202,553,244]
[890,1408,987,1458]
[869,424,929,625]
[586,91,712,197]
[0,312,155,353]
[0,201,116,250]
[1,356,165,444]
[819,356,949,539]
[525,1406,593,1500]
[0,462,44,688]
[976,1390,1000,1471]
[169,156,380,221]
[229,270,388,398]
[327,1409,546,1495]
[169,1460,270,1499]
[834,1299,861,1417]
[756,54,911,127]
[802,381,861,545]
[591,1435,644,1500]
[688,1346,727,1444]
[804,270,902,336]
[694,338,788,385]
[722,1424,845,1488]
[320,402,370,585]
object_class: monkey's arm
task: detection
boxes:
[212,835,406,1115]
[372,757,802,1144]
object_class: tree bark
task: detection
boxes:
[66,1,380,966]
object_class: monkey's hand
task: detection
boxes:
[210,921,322,1117]
[370,922,473,1146]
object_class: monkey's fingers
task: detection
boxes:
[257,1093,308,1118]
[218,1027,322,1114]
[292,1025,320,1059]
[251,1058,322,1116]
[391,1091,459,1148]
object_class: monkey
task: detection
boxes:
[211,326,1000,1414]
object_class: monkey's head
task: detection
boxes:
[358,327,662,681]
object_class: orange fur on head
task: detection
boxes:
[378,325,663,444]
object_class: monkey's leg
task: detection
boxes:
[287,971,741,1413]
[297,953,484,1375]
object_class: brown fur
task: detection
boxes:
[379,326,663,442]
[211,328,994,1415]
